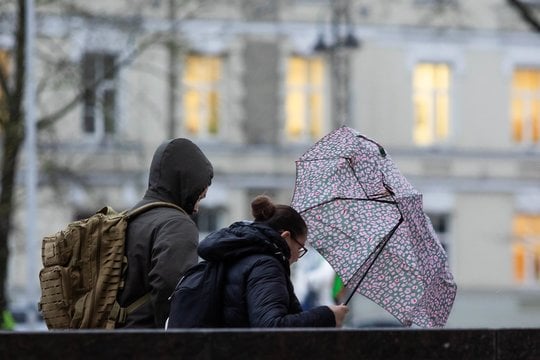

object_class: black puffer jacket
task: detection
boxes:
[118,138,213,328]
[198,221,335,327]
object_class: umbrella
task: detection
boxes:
[291,126,457,327]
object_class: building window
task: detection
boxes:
[427,212,450,258]
[183,54,222,137]
[193,206,225,239]
[285,56,324,141]
[413,63,450,146]
[511,68,540,144]
[82,52,118,138]
[512,214,540,284]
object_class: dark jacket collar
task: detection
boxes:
[198,221,291,271]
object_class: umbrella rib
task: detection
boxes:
[369,193,395,201]
[299,156,393,203]
[344,157,395,203]
[345,157,373,200]
[343,215,404,305]
[300,197,397,214]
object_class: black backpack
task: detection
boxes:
[167,260,226,328]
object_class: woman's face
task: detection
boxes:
[281,231,308,264]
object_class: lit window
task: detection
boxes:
[285,56,324,141]
[82,52,118,138]
[413,63,450,146]
[511,68,540,144]
[183,55,222,137]
[512,214,540,284]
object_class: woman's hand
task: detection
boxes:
[328,304,349,328]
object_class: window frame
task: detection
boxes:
[510,67,540,145]
[81,52,119,141]
[426,212,451,260]
[182,53,224,139]
[512,214,540,286]
[412,62,452,147]
[284,54,326,143]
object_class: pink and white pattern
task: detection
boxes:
[291,126,457,328]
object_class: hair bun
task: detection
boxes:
[251,195,276,221]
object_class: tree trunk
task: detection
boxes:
[0,0,25,318]
[0,129,24,313]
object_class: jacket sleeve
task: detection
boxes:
[148,215,199,327]
[245,257,336,328]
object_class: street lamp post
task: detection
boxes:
[24,0,39,329]
[313,0,359,129]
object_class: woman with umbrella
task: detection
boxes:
[193,195,349,327]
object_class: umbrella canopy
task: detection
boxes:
[291,126,456,327]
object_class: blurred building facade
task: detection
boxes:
[2,0,540,327]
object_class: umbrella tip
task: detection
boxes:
[378,146,387,157]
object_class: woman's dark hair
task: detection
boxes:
[251,195,307,239]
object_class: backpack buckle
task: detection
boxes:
[109,302,125,324]
[117,308,128,324]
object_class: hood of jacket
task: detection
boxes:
[198,221,291,270]
[143,138,213,214]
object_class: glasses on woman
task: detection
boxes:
[291,237,308,258]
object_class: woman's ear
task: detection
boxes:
[280,230,291,239]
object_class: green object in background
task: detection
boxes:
[332,275,344,301]
[1,310,15,330]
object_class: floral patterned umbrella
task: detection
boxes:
[291,126,457,327]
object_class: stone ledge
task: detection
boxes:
[0,328,538,360]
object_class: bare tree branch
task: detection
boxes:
[35,0,208,131]
[36,33,164,130]
[507,0,540,32]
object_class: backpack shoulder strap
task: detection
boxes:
[108,293,151,329]
[127,201,186,219]
[108,201,186,328]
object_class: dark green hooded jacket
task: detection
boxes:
[118,138,213,328]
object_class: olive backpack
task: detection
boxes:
[38,201,185,329]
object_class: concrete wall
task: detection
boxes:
[454,193,514,288]
[0,329,538,360]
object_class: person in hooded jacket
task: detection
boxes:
[117,138,213,328]
[196,195,349,327]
